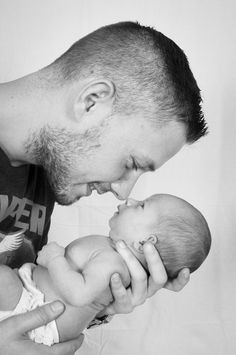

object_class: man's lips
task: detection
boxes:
[89,183,110,195]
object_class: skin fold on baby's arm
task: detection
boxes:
[37,240,130,307]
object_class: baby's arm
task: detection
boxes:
[37,242,120,307]
[0,265,23,311]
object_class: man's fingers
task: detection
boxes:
[164,268,190,292]
[143,243,190,293]
[12,301,65,335]
[115,241,147,306]
[52,334,84,355]
[143,242,168,297]
[107,273,133,314]
[110,273,127,299]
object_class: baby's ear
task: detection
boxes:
[131,234,158,254]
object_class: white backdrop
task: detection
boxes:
[0,1,235,354]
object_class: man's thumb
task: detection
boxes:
[13,301,65,335]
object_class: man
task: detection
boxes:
[0,22,207,354]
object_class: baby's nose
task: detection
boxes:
[126,198,139,206]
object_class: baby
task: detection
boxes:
[0,194,211,346]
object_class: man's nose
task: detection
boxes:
[111,173,141,200]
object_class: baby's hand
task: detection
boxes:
[37,242,65,268]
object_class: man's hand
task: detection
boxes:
[0,301,84,355]
[37,242,65,269]
[104,240,190,314]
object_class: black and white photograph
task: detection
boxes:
[0,1,235,354]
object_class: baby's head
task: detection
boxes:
[109,194,211,279]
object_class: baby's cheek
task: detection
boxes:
[111,216,140,241]
[124,226,142,243]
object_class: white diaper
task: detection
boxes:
[0,263,59,346]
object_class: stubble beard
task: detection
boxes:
[24,125,102,205]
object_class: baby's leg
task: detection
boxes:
[0,265,23,311]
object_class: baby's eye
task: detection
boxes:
[126,157,139,171]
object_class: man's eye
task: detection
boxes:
[126,157,138,171]
[140,202,145,208]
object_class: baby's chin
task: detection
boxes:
[108,216,123,240]
[108,229,120,242]
[108,214,117,230]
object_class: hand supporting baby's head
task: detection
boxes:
[109,194,211,279]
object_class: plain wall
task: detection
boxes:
[0,1,235,354]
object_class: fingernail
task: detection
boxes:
[116,240,126,248]
[51,301,65,313]
[111,273,120,283]
[144,242,153,251]
[182,269,189,279]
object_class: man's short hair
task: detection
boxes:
[49,21,208,143]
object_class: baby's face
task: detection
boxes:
[109,196,160,244]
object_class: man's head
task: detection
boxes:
[25,22,207,205]
[109,194,211,279]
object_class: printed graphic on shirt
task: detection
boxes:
[0,230,24,253]
[0,230,35,267]
[0,195,48,268]
[0,195,46,235]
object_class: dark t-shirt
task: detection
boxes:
[0,148,55,268]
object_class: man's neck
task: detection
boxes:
[0,73,62,167]
[0,76,34,165]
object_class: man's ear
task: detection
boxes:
[73,80,115,123]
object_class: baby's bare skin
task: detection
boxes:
[34,235,130,342]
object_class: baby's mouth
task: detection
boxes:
[117,201,128,212]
